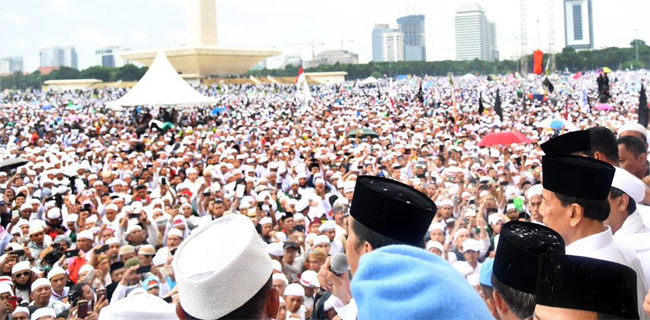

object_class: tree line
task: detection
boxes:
[1,40,647,90]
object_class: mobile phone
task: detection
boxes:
[12,249,24,257]
[129,213,140,220]
[83,203,92,211]
[161,177,166,186]
[96,288,106,301]
[64,249,80,258]
[94,244,109,255]
[135,265,151,274]
[235,184,245,199]
[162,296,173,303]
[77,300,89,318]
[170,248,177,256]
[11,210,18,219]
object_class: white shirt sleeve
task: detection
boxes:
[333,297,357,320]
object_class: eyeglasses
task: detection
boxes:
[14,271,29,278]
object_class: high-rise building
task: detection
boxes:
[488,22,499,61]
[372,24,393,62]
[563,0,593,50]
[382,31,404,62]
[397,15,426,61]
[455,3,497,61]
[95,47,126,68]
[0,57,23,74]
[39,46,78,69]
[309,50,358,67]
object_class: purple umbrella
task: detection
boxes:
[596,104,614,111]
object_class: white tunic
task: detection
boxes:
[613,211,650,291]
[566,226,649,319]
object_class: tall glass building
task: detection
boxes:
[397,15,426,61]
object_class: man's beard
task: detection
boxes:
[15,279,30,291]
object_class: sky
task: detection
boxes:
[1,0,650,72]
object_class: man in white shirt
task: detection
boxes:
[540,155,648,318]
[606,166,650,286]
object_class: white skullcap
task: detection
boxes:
[461,239,479,253]
[106,237,120,246]
[427,223,445,232]
[0,283,13,295]
[30,278,51,292]
[97,292,176,320]
[172,214,273,319]
[77,230,94,241]
[47,266,66,280]
[343,181,356,193]
[271,260,282,272]
[318,220,336,233]
[266,242,284,257]
[313,235,330,247]
[293,213,305,221]
[506,203,516,212]
[611,167,645,204]
[28,225,43,236]
[464,209,476,217]
[78,264,94,275]
[12,261,30,274]
[105,204,118,212]
[66,213,78,223]
[126,224,142,235]
[11,306,28,318]
[47,207,61,220]
[284,283,305,298]
[619,122,648,141]
[526,184,543,200]
[272,273,288,285]
[439,199,454,208]
[19,203,31,211]
[259,217,272,225]
[30,307,55,320]
[426,240,444,252]
[488,214,506,225]
[295,199,310,213]
[299,270,320,288]
[167,228,183,239]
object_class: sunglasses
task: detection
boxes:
[14,271,29,278]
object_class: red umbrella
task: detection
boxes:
[595,103,614,111]
[478,131,532,147]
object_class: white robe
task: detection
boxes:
[566,226,649,319]
[613,211,650,292]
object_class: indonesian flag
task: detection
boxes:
[296,67,306,85]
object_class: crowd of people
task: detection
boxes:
[0,69,648,319]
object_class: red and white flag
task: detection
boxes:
[295,67,311,110]
[296,67,306,85]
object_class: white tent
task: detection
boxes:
[360,76,378,85]
[107,51,217,109]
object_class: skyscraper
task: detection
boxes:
[0,57,23,74]
[372,24,393,62]
[382,31,404,62]
[455,3,497,61]
[39,46,78,69]
[397,15,426,61]
[563,0,593,49]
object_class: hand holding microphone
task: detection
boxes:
[317,253,352,305]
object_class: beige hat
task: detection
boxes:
[173,214,273,319]
[138,244,156,256]
[119,245,135,256]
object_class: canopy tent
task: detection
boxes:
[360,76,378,85]
[107,51,217,110]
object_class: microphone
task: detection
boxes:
[329,253,348,277]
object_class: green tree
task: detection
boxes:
[80,66,112,82]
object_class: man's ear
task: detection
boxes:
[362,241,373,254]
[492,290,507,317]
[569,203,584,228]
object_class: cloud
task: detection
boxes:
[1,12,29,26]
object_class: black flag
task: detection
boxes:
[478,92,484,114]
[494,89,503,121]
[522,91,527,112]
[543,77,555,93]
[640,84,648,128]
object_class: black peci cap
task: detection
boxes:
[542,155,615,200]
[540,130,591,156]
[350,176,437,245]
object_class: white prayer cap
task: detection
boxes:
[98,293,177,320]
[47,207,61,220]
[28,225,43,236]
[126,224,142,235]
[295,199,310,213]
[293,213,305,221]
[0,283,12,295]
[439,199,454,208]
[272,273,288,285]
[167,228,183,239]
[259,217,272,225]
[271,260,282,272]
[12,261,30,274]
[106,237,121,246]
[284,283,305,298]
[313,235,330,247]
[299,270,320,288]
[266,242,284,257]
[461,239,479,253]
[31,278,51,291]
[19,203,31,211]
[47,266,66,280]
[611,167,645,204]
[426,240,444,252]
[11,306,28,318]
[106,204,118,212]
[618,122,648,141]
[30,307,55,320]
[427,223,445,232]
[488,214,506,226]
[77,230,94,241]
[526,184,543,200]
[318,220,336,233]
[172,214,273,319]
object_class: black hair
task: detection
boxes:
[180,276,272,320]
[554,192,610,221]
[617,136,646,157]
[588,127,619,163]
[351,218,423,249]
[609,187,637,216]
[491,275,535,319]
